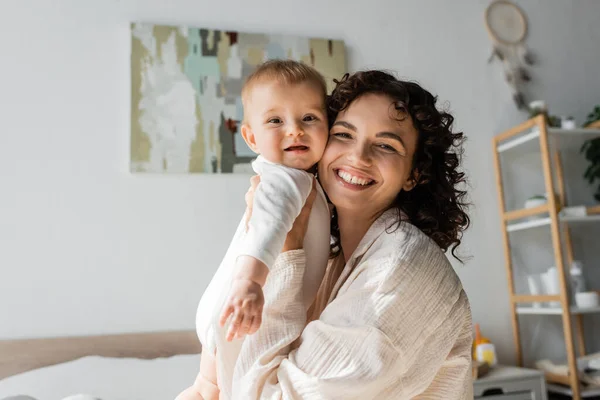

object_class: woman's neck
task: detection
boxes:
[336,207,382,263]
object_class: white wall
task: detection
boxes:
[2,0,599,366]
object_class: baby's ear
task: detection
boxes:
[241,124,259,153]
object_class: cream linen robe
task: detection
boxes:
[230,209,474,399]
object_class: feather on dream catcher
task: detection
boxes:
[485,0,535,109]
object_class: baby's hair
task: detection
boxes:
[241,60,327,118]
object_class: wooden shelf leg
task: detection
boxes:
[553,140,587,360]
[492,138,523,366]
[576,314,586,357]
[540,116,582,400]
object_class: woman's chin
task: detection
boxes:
[326,188,372,213]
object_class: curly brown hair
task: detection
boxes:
[326,71,470,261]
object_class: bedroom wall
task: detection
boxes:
[1,0,599,365]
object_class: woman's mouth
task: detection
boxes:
[334,168,376,188]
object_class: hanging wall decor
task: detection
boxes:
[485,0,535,109]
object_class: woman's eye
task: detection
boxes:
[268,118,282,124]
[378,144,397,152]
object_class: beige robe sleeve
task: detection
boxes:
[232,249,473,399]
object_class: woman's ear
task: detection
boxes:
[241,124,259,154]
[403,178,417,192]
[402,169,422,191]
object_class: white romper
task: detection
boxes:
[195,156,330,400]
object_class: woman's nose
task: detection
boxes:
[347,144,372,167]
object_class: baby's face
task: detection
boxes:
[242,81,328,171]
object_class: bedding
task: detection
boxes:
[0,354,199,400]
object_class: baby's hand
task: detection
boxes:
[219,278,264,341]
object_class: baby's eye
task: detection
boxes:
[333,132,352,139]
[303,115,317,122]
[268,118,282,124]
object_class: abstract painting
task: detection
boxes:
[130,23,346,173]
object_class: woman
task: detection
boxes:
[233,70,472,399]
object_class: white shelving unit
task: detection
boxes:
[497,127,600,153]
[507,214,600,232]
[493,116,600,400]
[516,306,600,315]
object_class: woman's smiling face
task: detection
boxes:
[318,93,419,216]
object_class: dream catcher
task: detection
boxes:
[485,0,535,109]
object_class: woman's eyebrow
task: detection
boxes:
[332,121,357,131]
[376,131,406,147]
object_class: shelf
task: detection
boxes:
[516,306,600,315]
[506,217,552,232]
[547,383,600,398]
[513,295,561,303]
[497,129,540,152]
[589,205,600,215]
[504,204,550,221]
[549,127,600,136]
[496,127,600,153]
[505,206,600,232]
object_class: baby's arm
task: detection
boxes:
[238,161,314,267]
[219,255,268,341]
[219,161,314,340]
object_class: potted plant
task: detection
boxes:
[581,105,600,202]
[584,105,600,128]
[528,100,561,127]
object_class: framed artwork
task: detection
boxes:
[130,23,346,173]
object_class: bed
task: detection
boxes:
[0,331,201,400]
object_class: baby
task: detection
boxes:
[176,60,331,400]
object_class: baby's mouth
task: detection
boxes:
[284,145,309,152]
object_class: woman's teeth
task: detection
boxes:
[337,170,373,186]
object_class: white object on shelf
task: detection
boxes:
[570,260,587,296]
[560,206,588,218]
[542,267,561,307]
[575,292,600,309]
[527,275,542,308]
[561,117,577,130]
[524,195,547,209]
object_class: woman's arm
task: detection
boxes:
[232,233,473,399]
[232,250,405,400]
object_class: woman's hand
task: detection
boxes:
[244,175,317,252]
[282,179,317,251]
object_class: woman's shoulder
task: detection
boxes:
[361,217,467,313]
[366,217,457,279]
[358,218,471,345]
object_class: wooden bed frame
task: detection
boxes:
[0,330,201,380]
